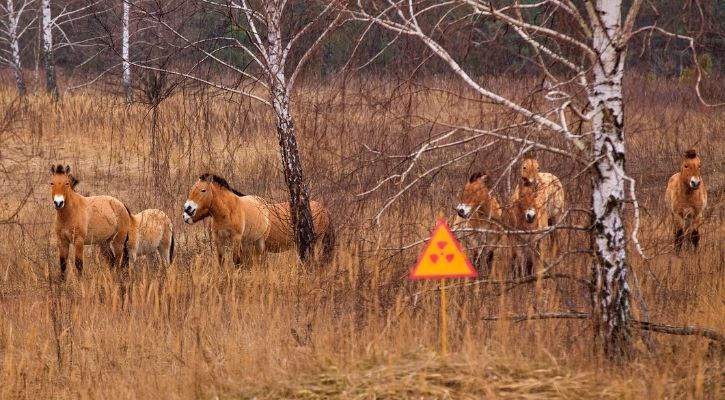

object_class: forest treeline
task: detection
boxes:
[1,0,723,97]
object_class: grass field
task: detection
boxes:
[0,75,723,398]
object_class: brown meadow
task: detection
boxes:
[0,75,723,398]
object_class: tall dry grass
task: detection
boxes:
[0,75,723,398]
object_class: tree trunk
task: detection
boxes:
[41,0,58,101]
[265,3,316,260]
[589,0,632,359]
[7,0,26,96]
[122,0,131,103]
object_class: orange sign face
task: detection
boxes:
[410,219,477,279]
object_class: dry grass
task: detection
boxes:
[0,76,723,399]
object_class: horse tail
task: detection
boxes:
[122,203,132,268]
[122,233,130,269]
[320,215,336,263]
[169,233,175,264]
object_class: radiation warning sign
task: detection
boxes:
[410,219,477,279]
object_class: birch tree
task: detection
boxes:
[123,0,342,260]
[121,0,130,102]
[349,0,718,358]
[0,0,35,96]
[40,0,56,98]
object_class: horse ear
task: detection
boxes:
[50,164,56,174]
[64,165,71,174]
[69,175,79,189]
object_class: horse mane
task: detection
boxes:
[468,171,487,184]
[199,173,245,197]
[684,149,697,159]
[522,152,536,161]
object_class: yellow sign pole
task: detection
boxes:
[440,277,448,357]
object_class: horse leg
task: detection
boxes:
[254,239,266,265]
[231,235,243,268]
[58,239,70,281]
[674,228,684,254]
[213,230,225,267]
[691,230,700,250]
[73,237,85,277]
[110,232,127,269]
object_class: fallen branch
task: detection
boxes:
[480,312,725,343]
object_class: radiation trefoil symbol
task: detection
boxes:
[410,219,477,279]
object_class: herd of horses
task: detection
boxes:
[453,150,707,276]
[48,149,707,280]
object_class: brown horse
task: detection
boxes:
[455,171,502,273]
[128,209,175,265]
[182,173,334,265]
[507,183,550,278]
[50,165,131,279]
[665,149,707,252]
[511,157,565,226]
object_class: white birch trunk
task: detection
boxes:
[6,0,26,96]
[263,2,316,260]
[589,0,632,358]
[122,0,131,103]
[41,0,58,100]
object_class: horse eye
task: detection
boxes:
[684,165,689,168]
[65,183,69,186]
[201,189,207,193]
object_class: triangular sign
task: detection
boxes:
[410,219,477,279]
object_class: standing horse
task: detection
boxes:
[507,184,550,278]
[665,149,707,252]
[511,157,565,226]
[182,173,334,265]
[454,171,502,273]
[49,165,131,279]
[128,209,175,265]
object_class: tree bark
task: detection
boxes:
[122,0,131,103]
[41,0,58,101]
[264,2,316,260]
[7,0,26,96]
[589,0,632,359]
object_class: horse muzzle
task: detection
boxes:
[525,209,536,223]
[456,204,471,219]
[689,178,701,189]
[53,195,65,209]
[183,212,194,224]
[183,200,197,216]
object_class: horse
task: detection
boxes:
[49,165,131,279]
[128,209,175,265]
[511,157,565,226]
[182,173,334,266]
[665,149,707,252]
[506,183,550,278]
[454,171,503,274]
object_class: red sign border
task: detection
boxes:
[409,218,478,280]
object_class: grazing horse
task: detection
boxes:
[455,172,503,273]
[182,173,334,265]
[49,165,131,279]
[128,209,175,265]
[511,157,565,226]
[665,149,707,252]
[507,184,550,277]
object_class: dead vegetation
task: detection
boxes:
[0,75,723,398]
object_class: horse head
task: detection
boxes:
[680,149,702,190]
[49,164,78,209]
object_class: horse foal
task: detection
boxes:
[128,209,174,265]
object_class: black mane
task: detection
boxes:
[684,149,698,159]
[199,173,245,197]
